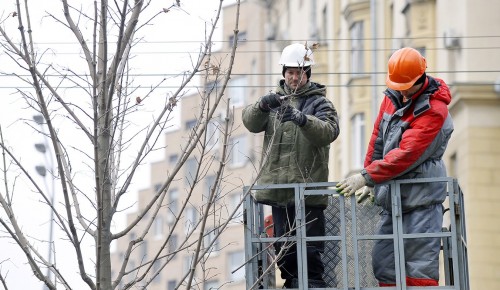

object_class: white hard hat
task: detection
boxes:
[279,43,315,67]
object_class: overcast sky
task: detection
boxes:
[0,1,231,288]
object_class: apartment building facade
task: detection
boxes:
[112,0,499,289]
[325,1,500,289]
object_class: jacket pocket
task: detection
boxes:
[374,184,391,211]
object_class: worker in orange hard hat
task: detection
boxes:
[336,47,454,287]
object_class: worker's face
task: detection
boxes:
[284,67,308,91]
[398,83,423,99]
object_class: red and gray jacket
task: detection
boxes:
[361,76,454,211]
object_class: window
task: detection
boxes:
[228,251,245,281]
[185,206,198,234]
[167,280,177,290]
[351,113,366,169]
[309,0,318,39]
[250,59,257,95]
[152,260,161,283]
[227,77,246,108]
[228,31,247,45]
[229,135,247,167]
[168,234,178,255]
[205,80,220,93]
[204,175,220,202]
[184,158,198,186]
[204,227,220,256]
[140,240,148,262]
[204,280,219,290]
[153,183,162,193]
[350,21,364,74]
[167,189,179,224]
[169,154,178,164]
[320,5,327,42]
[154,216,163,239]
[206,120,220,149]
[128,261,136,283]
[185,119,197,131]
[183,255,194,275]
[449,153,457,177]
[229,193,243,224]
[416,47,426,58]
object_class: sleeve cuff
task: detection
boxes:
[361,169,375,187]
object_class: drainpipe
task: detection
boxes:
[371,0,378,123]
[265,0,274,90]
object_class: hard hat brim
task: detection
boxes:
[385,74,419,91]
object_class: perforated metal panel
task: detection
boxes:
[323,196,381,288]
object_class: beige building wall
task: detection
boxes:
[330,0,500,289]
[438,2,500,287]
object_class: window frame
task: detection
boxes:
[167,188,179,224]
[154,216,163,239]
[351,112,366,169]
[227,250,245,282]
[184,206,198,234]
[203,227,221,257]
[184,158,198,186]
[227,77,247,108]
[229,192,243,224]
[229,135,247,168]
[350,21,364,74]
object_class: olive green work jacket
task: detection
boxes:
[242,81,340,208]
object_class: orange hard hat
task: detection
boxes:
[386,47,427,90]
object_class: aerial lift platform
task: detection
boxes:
[243,177,469,290]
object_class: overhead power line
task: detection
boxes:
[4,35,500,55]
[22,35,500,45]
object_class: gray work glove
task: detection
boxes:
[335,173,367,197]
[259,93,283,112]
[277,105,307,127]
[355,186,374,204]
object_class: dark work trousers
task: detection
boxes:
[372,203,443,286]
[272,206,326,284]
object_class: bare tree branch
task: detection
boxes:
[0,0,264,289]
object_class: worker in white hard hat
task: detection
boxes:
[242,43,340,288]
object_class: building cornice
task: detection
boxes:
[343,0,370,26]
[449,82,500,111]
